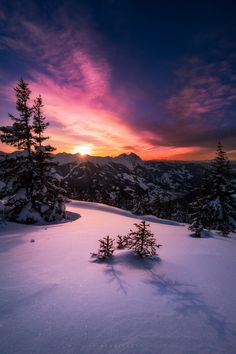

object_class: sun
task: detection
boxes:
[73,145,92,156]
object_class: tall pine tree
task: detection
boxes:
[0,79,66,223]
[0,79,35,221]
[191,143,235,236]
[31,95,66,221]
[208,143,236,235]
[0,79,34,155]
[32,95,49,146]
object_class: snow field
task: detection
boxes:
[0,201,236,354]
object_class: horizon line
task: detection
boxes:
[1,150,236,162]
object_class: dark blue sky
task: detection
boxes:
[0,0,236,159]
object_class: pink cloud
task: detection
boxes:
[1,16,169,157]
[1,15,235,160]
[26,72,151,156]
[1,16,110,100]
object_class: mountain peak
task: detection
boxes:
[115,152,142,169]
[117,152,142,160]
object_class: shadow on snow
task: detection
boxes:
[97,251,235,339]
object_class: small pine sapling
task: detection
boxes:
[97,235,115,260]
[127,220,162,257]
[116,235,128,249]
[188,219,203,238]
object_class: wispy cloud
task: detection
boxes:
[167,57,236,121]
[0,12,158,157]
[1,15,111,101]
[119,56,236,157]
[0,6,236,160]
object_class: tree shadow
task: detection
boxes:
[104,261,128,295]
[100,252,161,295]
[113,251,161,271]
[90,255,129,295]
[146,272,236,338]
[98,251,235,339]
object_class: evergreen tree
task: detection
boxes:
[0,79,66,223]
[32,95,49,146]
[116,235,128,249]
[188,217,203,238]
[193,178,216,229]
[31,95,66,221]
[0,199,5,224]
[0,79,34,156]
[192,143,235,236]
[153,194,161,218]
[0,79,35,221]
[97,235,115,260]
[127,220,161,257]
[172,204,187,223]
[207,143,235,235]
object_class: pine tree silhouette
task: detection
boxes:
[116,235,128,249]
[127,220,161,257]
[97,235,115,260]
[191,143,235,236]
[0,79,66,223]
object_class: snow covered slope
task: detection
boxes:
[0,201,236,354]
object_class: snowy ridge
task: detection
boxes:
[54,152,143,170]
[69,200,182,225]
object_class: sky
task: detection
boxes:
[0,0,236,160]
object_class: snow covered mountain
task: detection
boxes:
[54,152,142,170]
[1,151,235,221]
[54,152,211,219]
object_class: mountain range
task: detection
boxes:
[54,152,220,220]
[1,151,235,221]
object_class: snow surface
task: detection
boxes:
[0,200,236,354]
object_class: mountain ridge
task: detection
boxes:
[1,150,235,222]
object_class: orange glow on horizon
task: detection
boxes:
[1,142,236,160]
[1,75,235,161]
[72,145,92,155]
